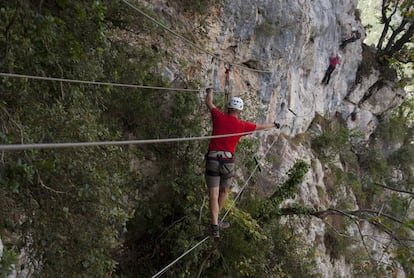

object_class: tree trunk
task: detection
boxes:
[383,23,414,57]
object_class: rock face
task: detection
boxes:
[141,0,406,276]
[208,0,365,134]
[139,0,404,139]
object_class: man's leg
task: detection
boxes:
[322,69,329,84]
[209,186,220,225]
[205,159,221,225]
[218,187,229,210]
[217,166,233,229]
[325,66,334,84]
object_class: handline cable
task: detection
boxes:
[0,72,200,92]
[220,135,279,222]
[151,236,209,278]
[121,0,271,74]
[149,133,280,278]
[0,129,274,151]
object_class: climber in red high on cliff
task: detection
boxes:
[321,53,341,85]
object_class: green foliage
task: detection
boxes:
[169,0,222,14]
[395,247,414,277]
[354,95,414,274]
[389,144,414,172]
[254,160,310,221]
[358,44,384,78]
[309,109,414,276]
[312,125,352,161]
[0,0,175,276]
[114,90,205,276]
[2,0,410,276]
[272,160,309,199]
[236,138,260,172]
[376,114,407,144]
[0,245,18,276]
[359,0,414,85]
[366,95,414,184]
[255,22,279,37]
[346,171,365,205]
[118,159,314,276]
[382,97,414,184]
[265,226,315,277]
[202,161,314,277]
[198,206,271,277]
[323,227,355,263]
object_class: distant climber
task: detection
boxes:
[225,65,231,88]
[340,27,361,50]
[321,53,341,85]
[205,88,280,238]
[224,64,232,105]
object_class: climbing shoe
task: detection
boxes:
[219,221,230,229]
[210,224,219,238]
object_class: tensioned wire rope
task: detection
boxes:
[0,74,277,151]
[121,0,271,74]
[0,72,315,119]
[0,129,277,151]
[0,72,200,92]
[151,135,279,278]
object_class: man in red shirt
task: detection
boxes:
[321,53,341,85]
[205,87,279,238]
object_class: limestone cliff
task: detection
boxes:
[140,0,406,276]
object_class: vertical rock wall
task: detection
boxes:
[139,0,406,276]
[206,0,363,134]
[204,1,404,276]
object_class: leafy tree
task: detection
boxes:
[376,0,414,63]
[0,0,176,276]
[303,108,414,276]
[372,0,414,87]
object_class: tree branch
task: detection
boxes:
[356,220,377,265]
[384,22,414,57]
[377,0,401,49]
[36,172,67,194]
[4,1,21,39]
[383,19,409,52]
[197,248,216,278]
[374,182,414,196]
[349,209,407,227]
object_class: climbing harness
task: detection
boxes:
[205,151,235,179]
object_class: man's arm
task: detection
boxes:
[256,121,280,130]
[256,123,276,130]
[205,88,216,111]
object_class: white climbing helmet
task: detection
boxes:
[228,96,244,111]
[337,53,342,59]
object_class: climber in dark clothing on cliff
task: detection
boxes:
[321,53,341,85]
[340,27,361,49]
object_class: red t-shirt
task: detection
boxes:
[330,57,340,67]
[208,108,256,153]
